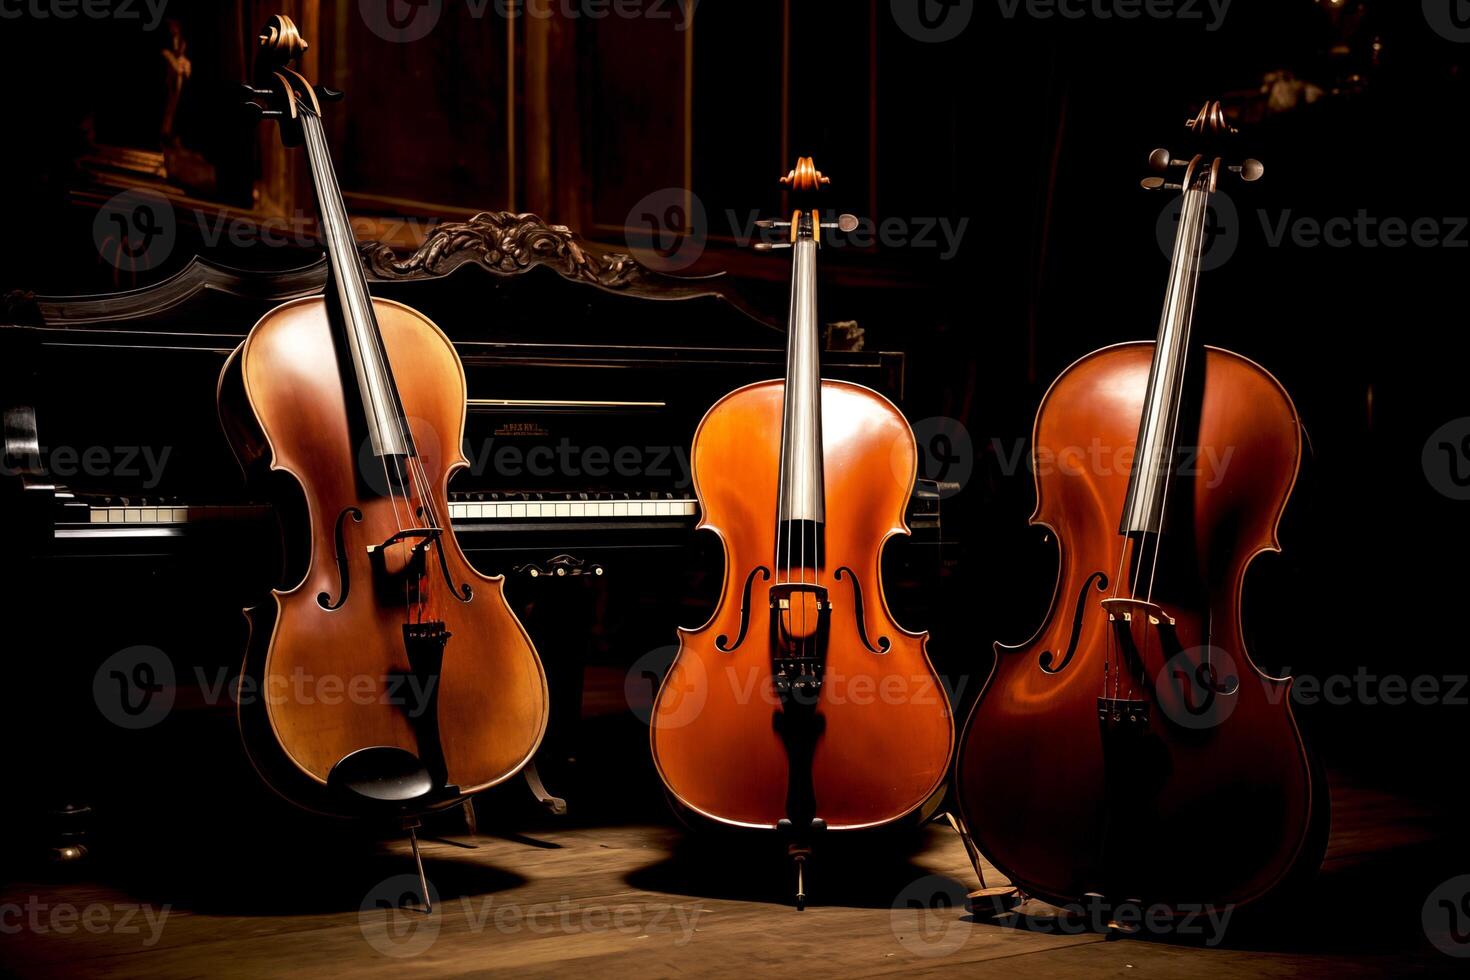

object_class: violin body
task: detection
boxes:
[220,296,549,812]
[956,341,1318,908]
[651,379,953,829]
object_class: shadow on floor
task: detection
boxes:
[624,823,968,911]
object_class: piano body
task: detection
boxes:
[0,212,945,828]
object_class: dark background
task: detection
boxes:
[1,0,1466,835]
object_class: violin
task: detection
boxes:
[218,16,548,816]
[650,160,954,906]
[955,103,1327,911]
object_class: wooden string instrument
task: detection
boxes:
[650,159,954,907]
[955,103,1327,911]
[219,16,548,816]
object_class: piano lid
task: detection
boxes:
[12,210,781,347]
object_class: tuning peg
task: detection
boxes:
[754,242,793,251]
[755,219,792,230]
[317,86,344,102]
[821,214,861,232]
[1149,148,1189,171]
[1140,177,1183,192]
[240,102,283,121]
[1229,159,1264,182]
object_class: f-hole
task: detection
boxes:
[1040,571,1108,674]
[834,567,890,654]
[716,566,771,652]
[317,507,363,609]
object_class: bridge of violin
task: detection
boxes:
[1099,596,1177,628]
[1097,697,1151,728]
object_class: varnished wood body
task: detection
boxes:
[957,342,1317,909]
[651,380,954,830]
[219,296,548,813]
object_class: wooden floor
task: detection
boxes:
[2,767,1465,979]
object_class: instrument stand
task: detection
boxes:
[523,762,568,816]
[777,817,826,911]
[942,812,1022,919]
[401,817,433,915]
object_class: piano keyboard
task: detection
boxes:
[68,494,699,532]
[448,499,697,520]
[86,505,258,525]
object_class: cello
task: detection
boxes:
[219,17,549,824]
[955,103,1327,913]
[650,159,954,908]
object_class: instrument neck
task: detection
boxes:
[299,110,414,461]
[778,233,825,527]
[1120,181,1211,536]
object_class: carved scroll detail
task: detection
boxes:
[360,211,643,289]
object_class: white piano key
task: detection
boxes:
[76,496,699,528]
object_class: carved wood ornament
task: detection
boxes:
[360,211,643,288]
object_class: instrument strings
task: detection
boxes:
[774,216,822,671]
[805,218,817,655]
[1145,180,1210,607]
[1103,175,1211,700]
[1136,179,1213,694]
[304,107,447,622]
